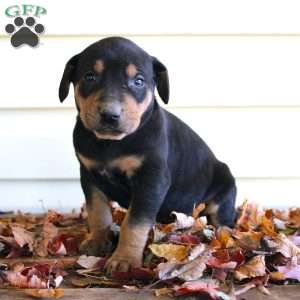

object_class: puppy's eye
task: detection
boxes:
[134,76,145,87]
[84,71,97,82]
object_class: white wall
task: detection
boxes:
[1,0,300,212]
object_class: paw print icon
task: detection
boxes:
[5,16,45,48]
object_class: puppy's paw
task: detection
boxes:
[79,236,112,256]
[105,252,142,274]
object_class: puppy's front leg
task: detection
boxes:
[105,163,170,273]
[79,168,113,255]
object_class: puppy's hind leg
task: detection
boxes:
[205,163,237,228]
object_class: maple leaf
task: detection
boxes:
[264,233,300,259]
[10,225,34,252]
[0,264,64,289]
[34,221,58,257]
[148,243,189,261]
[215,227,235,248]
[236,200,263,230]
[234,255,266,281]
[157,248,211,281]
[232,230,263,251]
[174,280,230,300]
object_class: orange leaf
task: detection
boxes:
[25,289,64,299]
[148,243,189,261]
[234,255,266,281]
[192,203,206,219]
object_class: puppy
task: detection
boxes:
[59,37,236,273]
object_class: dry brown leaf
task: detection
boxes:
[237,200,263,230]
[10,225,34,252]
[234,255,266,281]
[157,249,211,281]
[233,230,263,250]
[148,243,189,261]
[25,288,64,299]
[260,215,277,237]
[171,211,195,229]
[216,227,235,248]
[192,203,206,219]
[34,221,58,257]
[77,255,101,269]
[270,271,285,281]
[266,233,300,259]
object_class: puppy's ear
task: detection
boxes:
[59,53,80,102]
[152,57,169,104]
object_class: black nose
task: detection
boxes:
[100,109,120,124]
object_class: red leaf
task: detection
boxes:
[174,280,227,300]
[112,268,154,281]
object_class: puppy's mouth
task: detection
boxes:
[95,127,124,134]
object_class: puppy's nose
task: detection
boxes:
[100,107,121,124]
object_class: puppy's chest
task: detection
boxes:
[77,153,144,181]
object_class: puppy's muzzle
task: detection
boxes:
[98,102,122,127]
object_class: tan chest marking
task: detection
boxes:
[109,155,144,178]
[77,153,100,170]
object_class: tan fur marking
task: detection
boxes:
[126,63,138,77]
[94,59,104,73]
[109,155,144,178]
[75,84,102,130]
[111,210,151,266]
[77,153,100,170]
[87,188,113,238]
[122,89,152,134]
[205,202,219,226]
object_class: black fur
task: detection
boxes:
[59,36,236,227]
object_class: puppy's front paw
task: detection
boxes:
[105,251,142,274]
[79,236,112,256]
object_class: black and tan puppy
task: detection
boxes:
[59,37,236,273]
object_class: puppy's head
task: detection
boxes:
[59,37,169,140]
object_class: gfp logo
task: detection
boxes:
[4,5,46,48]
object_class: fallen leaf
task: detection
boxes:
[25,289,64,299]
[0,264,64,289]
[174,280,230,300]
[77,255,102,269]
[278,263,300,281]
[149,243,189,261]
[270,271,285,281]
[34,221,59,257]
[216,227,235,248]
[168,233,201,245]
[192,203,206,219]
[234,255,266,281]
[259,215,277,237]
[233,230,263,250]
[157,249,211,281]
[10,225,34,252]
[264,234,300,259]
[171,211,195,229]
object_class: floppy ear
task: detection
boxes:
[152,57,169,104]
[59,53,80,102]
